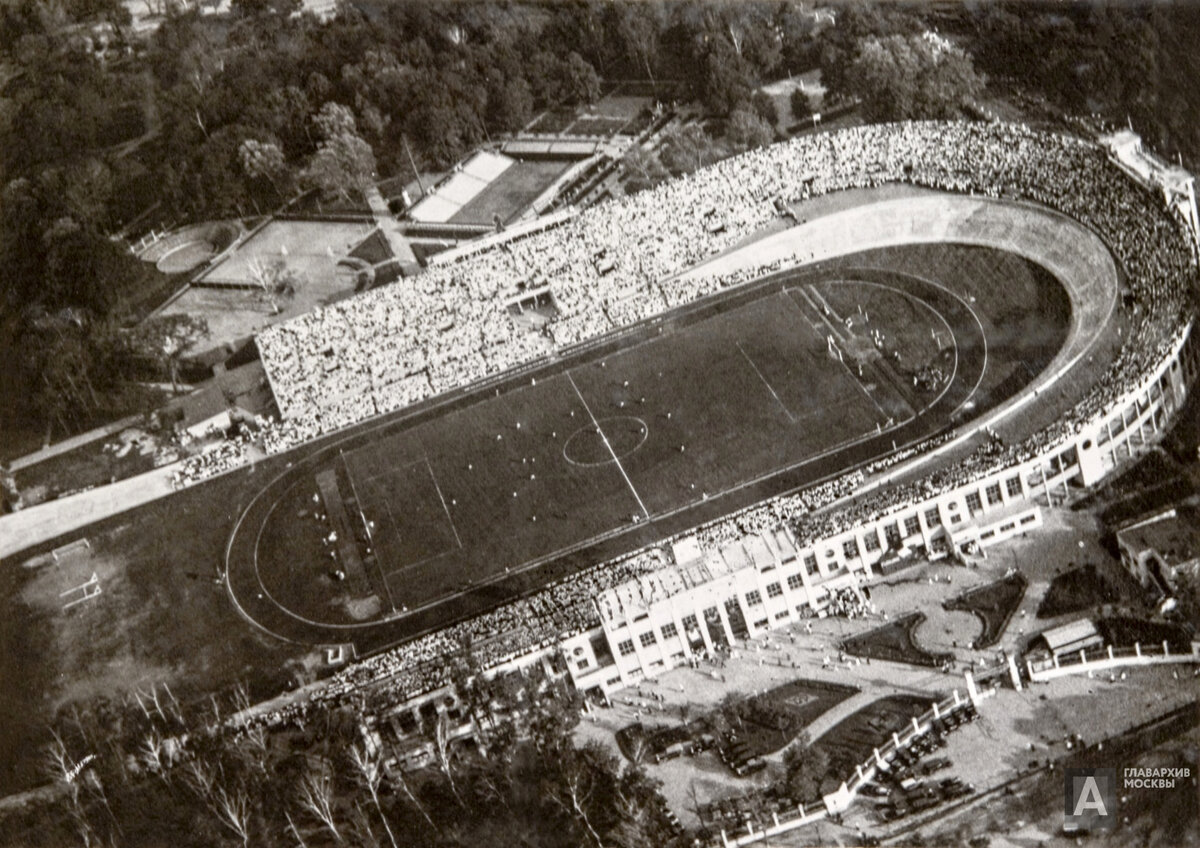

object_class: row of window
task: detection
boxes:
[614,471,1040,662]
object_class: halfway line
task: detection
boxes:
[736,341,796,423]
[566,371,651,520]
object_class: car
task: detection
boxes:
[918,757,952,776]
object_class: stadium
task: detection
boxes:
[214,121,1199,709]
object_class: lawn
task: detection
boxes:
[943,572,1028,648]
[841,613,954,667]
[717,679,859,759]
[614,679,858,764]
[1096,616,1192,651]
[449,159,570,226]
[0,462,305,796]
[1037,564,1120,618]
[808,693,944,788]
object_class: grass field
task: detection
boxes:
[449,159,570,226]
[841,613,954,668]
[256,281,899,623]
[233,241,1071,648]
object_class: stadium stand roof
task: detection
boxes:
[408,151,515,223]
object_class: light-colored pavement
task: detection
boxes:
[7,414,142,472]
[0,463,177,561]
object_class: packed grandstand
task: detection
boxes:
[198,119,1197,725]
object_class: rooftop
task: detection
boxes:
[1117,505,1200,567]
[597,528,800,626]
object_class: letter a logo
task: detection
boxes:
[1073,776,1107,817]
[1064,768,1116,831]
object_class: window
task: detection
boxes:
[1020,514,1038,525]
[766,582,783,598]
[661,622,678,639]
[1006,476,1022,497]
[803,553,819,575]
[639,630,657,648]
[924,507,941,527]
[904,515,921,537]
[966,492,983,514]
[885,524,902,547]
[681,614,699,633]
[745,589,763,607]
[842,538,860,559]
[775,610,790,620]
[787,573,804,591]
[577,658,590,670]
[753,618,769,629]
[864,533,881,552]
[986,483,1003,505]
[617,639,635,657]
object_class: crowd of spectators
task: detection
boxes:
[207,119,1197,715]
[239,550,669,728]
[169,426,255,488]
[178,120,1195,490]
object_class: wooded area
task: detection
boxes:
[3,0,1196,454]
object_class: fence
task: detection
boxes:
[1027,640,1200,682]
[716,642,1200,845]
[717,675,989,847]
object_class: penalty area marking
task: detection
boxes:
[792,285,892,422]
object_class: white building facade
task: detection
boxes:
[562,322,1199,696]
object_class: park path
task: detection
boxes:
[0,463,176,561]
[7,414,142,472]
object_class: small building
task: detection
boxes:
[165,361,276,441]
[175,384,235,441]
[1031,619,1103,658]
[1115,505,1200,601]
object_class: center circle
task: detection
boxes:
[563,416,649,467]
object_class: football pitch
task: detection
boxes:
[343,287,896,610]
[232,246,1024,652]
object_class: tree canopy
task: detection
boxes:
[4,666,684,848]
[843,32,985,122]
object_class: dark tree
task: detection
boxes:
[843,32,985,121]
